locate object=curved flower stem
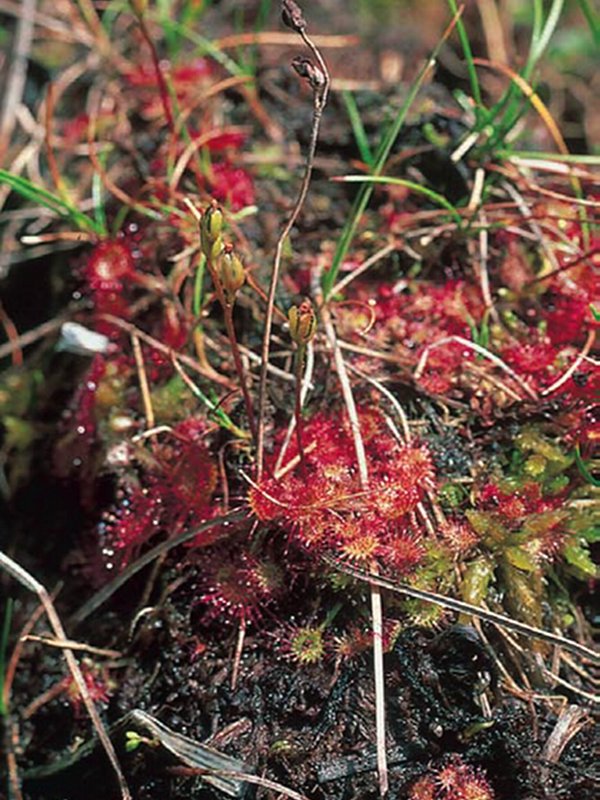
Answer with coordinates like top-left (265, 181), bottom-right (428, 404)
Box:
top-left (223, 301), bottom-right (257, 439)
top-left (255, 12), bottom-right (330, 480)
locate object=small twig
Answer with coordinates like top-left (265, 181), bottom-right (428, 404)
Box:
top-left (0, 0), bottom-right (35, 155)
top-left (294, 344), bottom-right (308, 478)
top-left (256, 0), bottom-right (330, 479)
top-left (541, 704), bottom-right (590, 787)
top-left (131, 4), bottom-right (175, 134)
top-left (0, 551), bottom-right (131, 799)
top-left (21, 634), bottom-right (121, 659)
top-left (0, 314), bottom-right (68, 361)
top-left (330, 242), bottom-right (396, 297)
top-left (274, 341), bottom-right (314, 473)
top-left (131, 332), bottom-right (155, 433)
top-left (100, 314), bottom-right (235, 389)
top-left (502, 180), bottom-right (561, 273)
top-left (231, 614), bottom-right (246, 691)
top-left (6, 718), bottom-right (24, 800)
top-left (346, 364), bottom-right (410, 442)
top-left (0, 299), bottom-right (23, 366)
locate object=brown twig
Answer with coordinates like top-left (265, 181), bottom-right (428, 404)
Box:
top-left (0, 299), bottom-right (23, 366)
top-left (100, 313), bottom-right (236, 389)
top-left (540, 330), bottom-right (596, 396)
top-left (131, 332), bottom-right (156, 433)
top-left (256, 1), bottom-right (330, 479)
top-left (21, 634), bottom-right (121, 659)
top-left (0, 0), bottom-right (35, 157)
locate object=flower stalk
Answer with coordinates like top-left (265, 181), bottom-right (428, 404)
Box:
top-left (200, 204), bottom-right (256, 440)
top-left (288, 298), bottom-right (317, 478)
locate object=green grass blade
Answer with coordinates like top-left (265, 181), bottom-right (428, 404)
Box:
top-left (342, 90), bottom-right (374, 167)
top-left (575, 0), bottom-right (600, 45)
top-left (323, 23), bottom-right (455, 299)
top-left (497, 150), bottom-right (600, 165)
top-left (0, 170), bottom-right (104, 235)
top-left (160, 18), bottom-right (250, 78)
top-left (193, 253), bottom-right (206, 317)
top-left (334, 175), bottom-right (463, 226)
top-left (446, 0), bottom-right (482, 109)
top-left (488, 0), bottom-right (565, 147)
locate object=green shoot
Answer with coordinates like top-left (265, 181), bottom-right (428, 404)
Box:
top-left (322, 11), bottom-right (461, 299)
top-left (0, 170), bottom-right (106, 235)
top-left (445, 0), bottom-right (482, 112)
top-left (332, 175), bottom-right (463, 227)
top-left (575, 0), bottom-right (600, 45)
top-left (342, 91), bottom-right (374, 167)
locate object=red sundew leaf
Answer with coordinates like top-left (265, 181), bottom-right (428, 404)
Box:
top-left (84, 240), bottom-right (136, 294)
top-left (501, 341), bottom-right (557, 376)
top-left (209, 162), bottom-right (255, 211)
top-left (171, 59), bottom-right (213, 85)
top-left (439, 519), bottom-right (480, 555)
top-left (378, 530), bottom-right (425, 574)
top-left (544, 288), bottom-right (596, 346)
top-left (167, 444), bottom-right (218, 514)
top-left (198, 553), bottom-right (279, 624)
top-left (416, 370), bottom-right (456, 396)
top-left (479, 482), bottom-right (560, 526)
top-left (100, 486), bottom-right (163, 569)
top-left (124, 60), bottom-right (212, 90)
top-left (62, 113), bottom-right (90, 144)
top-left (60, 663), bottom-right (112, 718)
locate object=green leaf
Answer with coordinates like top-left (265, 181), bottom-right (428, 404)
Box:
top-left (504, 545), bottom-right (537, 573)
top-left (563, 541), bottom-right (598, 578)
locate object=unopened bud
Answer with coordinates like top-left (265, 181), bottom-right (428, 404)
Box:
top-left (288, 299), bottom-right (317, 345)
top-left (281, 0), bottom-right (306, 33)
top-left (218, 245), bottom-right (245, 302)
top-left (200, 202), bottom-right (223, 260)
top-left (130, 0), bottom-right (147, 18)
top-left (292, 57), bottom-right (325, 93)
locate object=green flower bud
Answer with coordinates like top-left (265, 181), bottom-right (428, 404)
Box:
top-left (288, 299), bottom-right (317, 345)
top-left (217, 245), bottom-right (245, 302)
top-left (130, 0), bottom-right (147, 18)
top-left (200, 203), bottom-right (223, 260)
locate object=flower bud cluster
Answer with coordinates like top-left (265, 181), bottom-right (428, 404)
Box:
top-left (200, 203), bottom-right (246, 303)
